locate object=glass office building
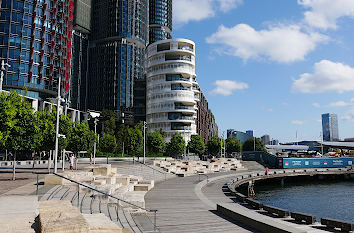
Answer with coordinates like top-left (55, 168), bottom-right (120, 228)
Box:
top-left (322, 113), bottom-right (339, 141)
top-left (149, 0), bottom-right (172, 44)
top-left (0, 0), bottom-right (74, 100)
top-left (88, 0), bottom-right (148, 116)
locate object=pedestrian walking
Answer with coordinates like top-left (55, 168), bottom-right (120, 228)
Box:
top-left (70, 154), bottom-right (75, 170)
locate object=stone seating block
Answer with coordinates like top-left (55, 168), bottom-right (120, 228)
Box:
top-left (94, 180), bottom-right (106, 186)
top-left (115, 176), bottom-right (130, 185)
top-left (83, 213), bottom-right (122, 233)
top-left (134, 184), bottom-right (150, 191)
top-left (110, 167), bottom-right (117, 176)
top-left (63, 171), bottom-right (94, 183)
top-left (44, 174), bottom-right (70, 185)
top-left (92, 164), bottom-right (112, 176)
top-left (39, 200), bottom-right (89, 233)
top-left (106, 177), bottom-right (116, 185)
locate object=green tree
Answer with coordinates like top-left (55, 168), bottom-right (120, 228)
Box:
top-left (242, 137), bottom-right (266, 152)
top-left (0, 91), bottom-right (41, 180)
top-left (166, 133), bottom-right (185, 157)
top-left (124, 125), bottom-right (143, 156)
top-left (100, 109), bottom-right (120, 136)
top-left (226, 138), bottom-right (241, 154)
top-left (36, 109), bottom-right (56, 152)
top-left (207, 136), bottom-right (221, 156)
top-left (188, 134), bottom-right (205, 156)
top-left (67, 121), bottom-right (96, 156)
top-left (99, 133), bottom-right (117, 154)
top-left (147, 130), bottom-right (166, 155)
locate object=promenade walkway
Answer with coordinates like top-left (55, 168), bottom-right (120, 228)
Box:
top-left (145, 161), bottom-right (336, 233)
top-left (145, 170), bottom-right (258, 233)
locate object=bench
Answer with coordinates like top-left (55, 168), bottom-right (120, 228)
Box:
top-left (263, 205), bottom-right (289, 218)
top-left (321, 218), bottom-right (354, 232)
top-left (291, 212), bottom-right (316, 224)
top-left (245, 198), bottom-right (263, 210)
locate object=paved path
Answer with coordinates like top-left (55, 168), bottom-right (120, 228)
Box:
top-left (145, 171), bottom-right (258, 233)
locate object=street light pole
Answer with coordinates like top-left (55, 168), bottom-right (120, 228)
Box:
top-left (93, 118), bottom-right (98, 165)
top-left (143, 121), bottom-right (146, 164)
top-left (54, 77), bottom-right (62, 173)
top-left (0, 60), bottom-right (11, 92)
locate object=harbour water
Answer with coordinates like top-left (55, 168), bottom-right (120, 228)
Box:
top-left (254, 180), bottom-right (354, 222)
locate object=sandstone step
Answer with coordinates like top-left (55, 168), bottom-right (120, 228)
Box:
top-left (83, 213), bottom-right (123, 233)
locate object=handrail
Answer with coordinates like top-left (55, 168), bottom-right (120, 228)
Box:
top-left (53, 172), bottom-right (159, 231)
top-left (53, 172), bottom-right (156, 213)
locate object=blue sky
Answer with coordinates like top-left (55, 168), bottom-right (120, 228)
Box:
top-left (172, 0), bottom-right (354, 142)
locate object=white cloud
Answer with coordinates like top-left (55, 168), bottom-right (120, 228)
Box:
top-left (217, 0), bottom-right (243, 12)
top-left (292, 60), bottom-right (354, 93)
top-left (206, 24), bottom-right (327, 63)
top-left (173, 0), bottom-right (241, 25)
top-left (210, 80), bottom-right (249, 96)
top-left (329, 101), bottom-right (350, 107)
top-left (298, 0), bottom-right (354, 30)
top-left (312, 102), bottom-right (320, 107)
top-left (292, 120), bottom-right (305, 125)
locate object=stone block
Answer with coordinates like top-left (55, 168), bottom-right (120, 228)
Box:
top-left (92, 164), bottom-right (112, 176)
top-left (110, 167), bottom-right (117, 176)
top-left (94, 180), bottom-right (106, 186)
top-left (134, 184), bottom-right (150, 191)
top-left (63, 171), bottom-right (94, 183)
top-left (44, 174), bottom-right (70, 185)
top-left (115, 176), bottom-right (130, 185)
top-left (106, 177), bottom-right (116, 185)
top-left (83, 213), bottom-right (122, 233)
top-left (39, 200), bottom-right (89, 233)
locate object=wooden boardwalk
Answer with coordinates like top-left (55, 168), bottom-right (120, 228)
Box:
top-left (145, 171), bottom-right (258, 233)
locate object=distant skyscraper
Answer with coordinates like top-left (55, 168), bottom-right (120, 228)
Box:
top-left (261, 134), bottom-right (270, 145)
top-left (149, 0), bottom-right (172, 44)
top-left (322, 113), bottom-right (339, 141)
top-left (88, 0), bottom-right (148, 116)
top-left (227, 129), bottom-right (253, 144)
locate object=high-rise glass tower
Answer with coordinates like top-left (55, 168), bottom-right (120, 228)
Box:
top-left (322, 113), bottom-right (339, 141)
top-left (0, 0), bottom-right (74, 99)
top-left (88, 0), bottom-right (148, 116)
top-left (149, 0), bottom-right (172, 44)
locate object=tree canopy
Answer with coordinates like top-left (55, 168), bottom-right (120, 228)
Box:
top-left (188, 134), bottom-right (205, 156)
top-left (99, 133), bottom-right (117, 154)
top-left (166, 133), bottom-right (185, 157)
top-left (147, 130), bottom-right (166, 155)
top-left (242, 137), bottom-right (266, 152)
top-left (226, 138), bottom-right (241, 154)
top-left (207, 136), bottom-right (221, 156)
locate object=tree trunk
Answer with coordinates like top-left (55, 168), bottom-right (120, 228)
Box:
top-left (12, 151), bottom-right (16, 181)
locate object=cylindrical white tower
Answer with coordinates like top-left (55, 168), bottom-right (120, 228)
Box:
top-left (146, 38), bottom-right (200, 142)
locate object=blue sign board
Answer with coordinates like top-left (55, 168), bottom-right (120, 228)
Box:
top-left (282, 157), bottom-right (354, 168)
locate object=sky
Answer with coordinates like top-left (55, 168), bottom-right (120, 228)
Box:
top-left (172, 0), bottom-right (354, 143)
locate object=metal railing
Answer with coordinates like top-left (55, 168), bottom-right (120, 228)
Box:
top-left (53, 172), bottom-right (159, 232)
top-left (32, 171), bottom-right (50, 195)
top-left (133, 158), bottom-right (169, 181)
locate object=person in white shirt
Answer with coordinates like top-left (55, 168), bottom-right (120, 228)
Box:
top-left (70, 154), bottom-right (75, 170)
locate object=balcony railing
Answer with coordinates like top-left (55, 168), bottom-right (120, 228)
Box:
top-left (171, 125), bottom-right (192, 130)
top-left (175, 105), bottom-right (194, 110)
top-left (166, 76), bottom-right (189, 82)
top-left (171, 86), bottom-right (188, 91)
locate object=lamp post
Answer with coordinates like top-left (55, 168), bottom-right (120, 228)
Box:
top-left (143, 121), bottom-right (147, 164)
top-left (93, 118), bottom-right (99, 165)
top-left (54, 77), bottom-right (64, 173)
top-left (0, 60), bottom-right (11, 92)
